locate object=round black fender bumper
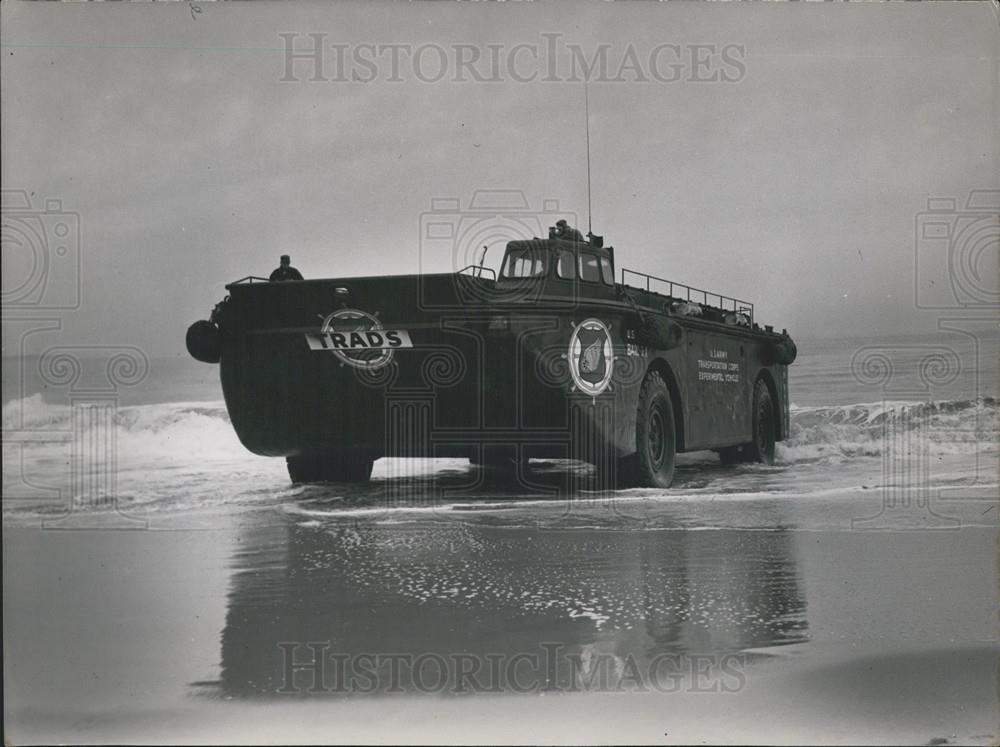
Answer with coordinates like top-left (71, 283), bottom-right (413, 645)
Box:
top-left (186, 320), bottom-right (221, 363)
top-left (772, 336), bottom-right (797, 366)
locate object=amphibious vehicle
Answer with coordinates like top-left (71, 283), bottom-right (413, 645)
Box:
top-left (187, 224), bottom-right (796, 487)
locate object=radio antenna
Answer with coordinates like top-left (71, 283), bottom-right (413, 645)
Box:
top-left (478, 245), bottom-right (488, 277)
top-left (584, 80), bottom-right (593, 236)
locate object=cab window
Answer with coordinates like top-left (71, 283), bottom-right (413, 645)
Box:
top-left (501, 249), bottom-right (546, 278)
top-left (578, 252), bottom-right (602, 283)
top-left (556, 251), bottom-right (576, 280)
top-left (600, 256), bottom-right (614, 285)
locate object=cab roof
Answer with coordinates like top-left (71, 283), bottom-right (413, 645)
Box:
top-left (505, 237), bottom-right (614, 258)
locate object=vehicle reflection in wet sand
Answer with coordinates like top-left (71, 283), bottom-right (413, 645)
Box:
top-left (209, 501), bottom-right (808, 699)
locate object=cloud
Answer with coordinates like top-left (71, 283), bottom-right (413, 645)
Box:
top-left (2, 1), bottom-right (997, 353)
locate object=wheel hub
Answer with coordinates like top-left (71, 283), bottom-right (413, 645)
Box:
top-left (648, 407), bottom-right (665, 469)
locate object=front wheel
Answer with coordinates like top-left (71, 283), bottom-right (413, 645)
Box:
top-left (287, 452), bottom-right (375, 484)
top-left (746, 379), bottom-right (776, 465)
top-left (630, 371), bottom-right (677, 488)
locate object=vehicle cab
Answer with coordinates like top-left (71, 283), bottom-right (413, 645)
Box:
top-left (498, 237), bottom-right (618, 301)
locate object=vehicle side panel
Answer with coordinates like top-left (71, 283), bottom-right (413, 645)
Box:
top-left (217, 278), bottom-right (790, 460)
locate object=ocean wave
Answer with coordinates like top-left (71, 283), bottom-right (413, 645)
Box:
top-left (3, 394), bottom-right (243, 462)
top-left (2, 394), bottom-right (230, 431)
top-left (781, 398), bottom-right (997, 461)
top-left (3, 394), bottom-right (996, 466)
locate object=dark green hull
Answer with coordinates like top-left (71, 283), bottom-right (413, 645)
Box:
top-left (213, 270), bottom-right (792, 468)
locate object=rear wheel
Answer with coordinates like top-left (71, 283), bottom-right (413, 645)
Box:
top-left (746, 379), bottom-right (776, 465)
top-left (286, 452), bottom-right (375, 484)
top-left (629, 371), bottom-right (676, 488)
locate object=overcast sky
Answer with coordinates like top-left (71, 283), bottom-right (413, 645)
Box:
top-left (2, 1), bottom-right (997, 357)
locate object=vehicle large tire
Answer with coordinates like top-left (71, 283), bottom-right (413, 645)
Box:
top-left (746, 379), bottom-right (776, 465)
top-left (630, 370), bottom-right (677, 488)
top-left (286, 452), bottom-right (374, 484)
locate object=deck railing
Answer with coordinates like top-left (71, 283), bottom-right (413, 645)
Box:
top-left (457, 265), bottom-right (497, 280)
top-left (621, 268), bottom-right (754, 323)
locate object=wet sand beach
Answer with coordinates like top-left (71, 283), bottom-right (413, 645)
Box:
top-left (5, 0), bottom-right (999, 739)
top-left (4, 471), bottom-right (997, 745)
top-left (5, 333), bottom-right (998, 743)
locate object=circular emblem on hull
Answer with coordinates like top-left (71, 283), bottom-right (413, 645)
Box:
top-left (568, 318), bottom-right (614, 396)
top-left (321, 308), bottom-right (395, 370)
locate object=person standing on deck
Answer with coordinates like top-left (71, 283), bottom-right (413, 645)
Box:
top-left (269, 255), bottom-right (303, 282)
top-left (552, 219), bottom-right (585, 242)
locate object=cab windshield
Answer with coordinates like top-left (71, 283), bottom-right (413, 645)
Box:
top-left (578, 252), bottom-right (615, 285)
top-left (501, 248), bottom-right (547, 278)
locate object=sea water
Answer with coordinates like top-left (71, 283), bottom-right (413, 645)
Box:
top-left (2, 330), bottom-right (996, 529)
top-left (3, 330), bottom-right (998, 744)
